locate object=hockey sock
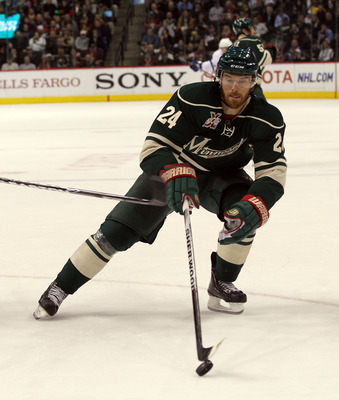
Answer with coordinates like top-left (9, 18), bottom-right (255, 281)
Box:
top-left (216, 233), bottom-right (255, 281)
top-left (56, 259), bottom-right (89, 294)
top-left (56, 228), bottom-right (118, 294)
top-left (55, 222), bottom-right (141, 294)
top-left (214, 253), bottom-right (243, 282)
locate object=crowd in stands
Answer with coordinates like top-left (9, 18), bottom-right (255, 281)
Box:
top-left (0, 0), bottom-right (337, 71)
top-left (137, 0), bottom-right (337, 66)
top-left (0, 0), bottom-right (119, 70)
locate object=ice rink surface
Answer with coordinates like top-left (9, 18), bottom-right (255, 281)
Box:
top-left (0, 98), bottom-right (338, 400)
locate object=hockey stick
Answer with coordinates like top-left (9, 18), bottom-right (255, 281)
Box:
top-left (183, 197), bottom-right (225, 376)
top-left (0, 176), bottom-right (167, 206)
top-left (190, 61), bottom-right (216, 79)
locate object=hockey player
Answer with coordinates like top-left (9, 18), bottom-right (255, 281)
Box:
top-left (232, 17), bottom-right (278, 99)
top-left (189, 37), bottom-right (233, 78)
top-left (33, 46), bottom-right (286, 319)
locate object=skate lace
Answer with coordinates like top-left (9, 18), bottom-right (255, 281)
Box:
top-left (217, 281), bottom-right (241, 294)
top-left (48, 284), bottom-right (68, 305)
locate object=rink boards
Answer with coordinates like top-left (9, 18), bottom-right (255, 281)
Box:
top-left (0, 62), bottom-right (338, 104)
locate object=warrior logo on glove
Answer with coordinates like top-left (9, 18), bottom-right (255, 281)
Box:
top-left (160, 163), bottom-right (200, 214)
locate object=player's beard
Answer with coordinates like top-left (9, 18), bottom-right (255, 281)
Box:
top-left (223, 89), bottom-right (249, 109)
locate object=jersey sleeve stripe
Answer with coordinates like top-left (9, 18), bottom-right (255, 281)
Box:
top-left (254, 162), bottom-right (287, 187)
top-left (254, 158), bottom-right (287, 171)
top-left (237, 115), bottom-right (285, 129)
top-left (177, 87), bottom-right (223, 109)
top-left (140, 133), bottom-right (210, 171)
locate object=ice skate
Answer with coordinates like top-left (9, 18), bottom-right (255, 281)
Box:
top-left (33, 281), bottom-right (68, 319)
top-left (207, 252), bottom-right (247, 314)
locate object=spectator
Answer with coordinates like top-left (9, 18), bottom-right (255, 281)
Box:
top-left (61, 29), bottom-right (75, 54)
top-left (75, 2), bottom-right (95, 26)
top-left (87, 44), bottom-right (104, 66)
top-left (141, 28), bottom-right (160, 48)
top-left (264, 4), bottom-right (276, 35)
top-left (58, 0), bottom-right (73, 15)
top-left (89, 28), bottom-right (107, 56)
top-left (39, 53), bottom-right (54, 69)
top-left (35, 13), bottom-right (49, 34)
top-left (177, 9), bottom-right (195, 41)
top-left (1, 57), bottom-right (19, 71)
top-left (68, 48), bottom-right (81, 68)
top-left (9, 47), bottom-right (20, 65)
top-left (150, 2), bottom-right (165, 23)
top-left (159, 27), bottom-right (175, 51)
top-left (61, 13), bottom-right (79, 37)
top-left (173, 38), bottom-right (186, 63)
top-left (80, 53), bottom-right (96, 68)
top-left (164, 10), bottom-right (177, 32)
top-left (43, 0), bottom-right (57, 17)
top-left (45, 29), bottom-right (59, 55)
top-left (21, 23), bottom-right (34, 41)
top-left (318, 38), bottom-right (334, 61)
top-left (195, 11), bottom-right (209, 38)
top-left (317, 23), bottom-right (334, 44)
top-left (223, 0), bottom-right (238, 24)
top-left (220, 24), bottom-right (233, 40)
top-left (165, 0), bottom-right (180, 21)
top-left (316, 3), bottom-right (327, 25)
top-left (204, 24), bottom-right (218, 51)
top-left (1, 0), bottom-right (114, 69)
top-left (75, 29), bottom-right (90, 55)
top-left (10, 30), bottom-right (29, 54)
top-left (284, 38), bottom-right (302, 62)
top-left (28, 30), bottom-right (46, 64)
top-left (19, 55), bottom-right (36, 70)
top-left (48, 19), bottom-right (61, 35)
top-left (299, 24), bottom-right (312, 58)
top-left (177, 0), bottom-right (194, 12)
top-left (186, 41), bottom-right (197, 61)
top-left (274, 8), bottom-right (290, 30)
top-left (158, 19), bottom-right (175, 40)
top-left (55, 53), bottom-right (69, 68)
top-left (91, 16), bottom-right (112, 52)
top-left (324, 11), bottom-right (335, 33)
top-left (253, 16), bottom-right (268, 37)
top-left (208, 1), bottom-right (224, 26)
top-left (140, 51), bottom-right (156, 66)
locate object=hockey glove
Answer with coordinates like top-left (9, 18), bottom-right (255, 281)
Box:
top-left (189, 61), bottom-right (201, 72)
top-left (160, 163), bottom-right (199, 214)
top-left (218, 195), bottom-right (269, 244)
top-left (265, 38), bottom-right (278, 60)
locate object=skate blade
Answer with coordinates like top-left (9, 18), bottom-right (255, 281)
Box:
top-left (207, 295), bottom-right (244, 314)
top-left (33, 305), bottom-right (50, 320)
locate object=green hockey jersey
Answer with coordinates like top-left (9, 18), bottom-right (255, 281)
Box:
top-left (233, 36), bottom-right (276, 85)
top-left (140, 81), bottom-right (286, 209)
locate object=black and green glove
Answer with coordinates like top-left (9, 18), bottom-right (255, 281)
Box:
top-left (218, 195), bottom-right (269, 244)
top-left (160, 163), bottom-right (199, 214)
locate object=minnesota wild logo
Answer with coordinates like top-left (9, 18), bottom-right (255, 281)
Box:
top-left (202, 112), bottom-right (222, 130)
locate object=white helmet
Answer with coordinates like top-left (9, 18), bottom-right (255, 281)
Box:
top-left (219, 38), bottom-right (232, 49)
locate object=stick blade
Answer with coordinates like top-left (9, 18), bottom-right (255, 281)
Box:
top-left (198, 337), bottom-right (226, 361)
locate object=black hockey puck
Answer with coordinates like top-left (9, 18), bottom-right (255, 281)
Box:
top-left (196, 359), bottom-right (213, 376)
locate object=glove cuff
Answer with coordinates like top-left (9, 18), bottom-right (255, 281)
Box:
top-left (241, 195), bottom-right (269, 227)
top-left (160, 163), bottom-right (197, 183)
